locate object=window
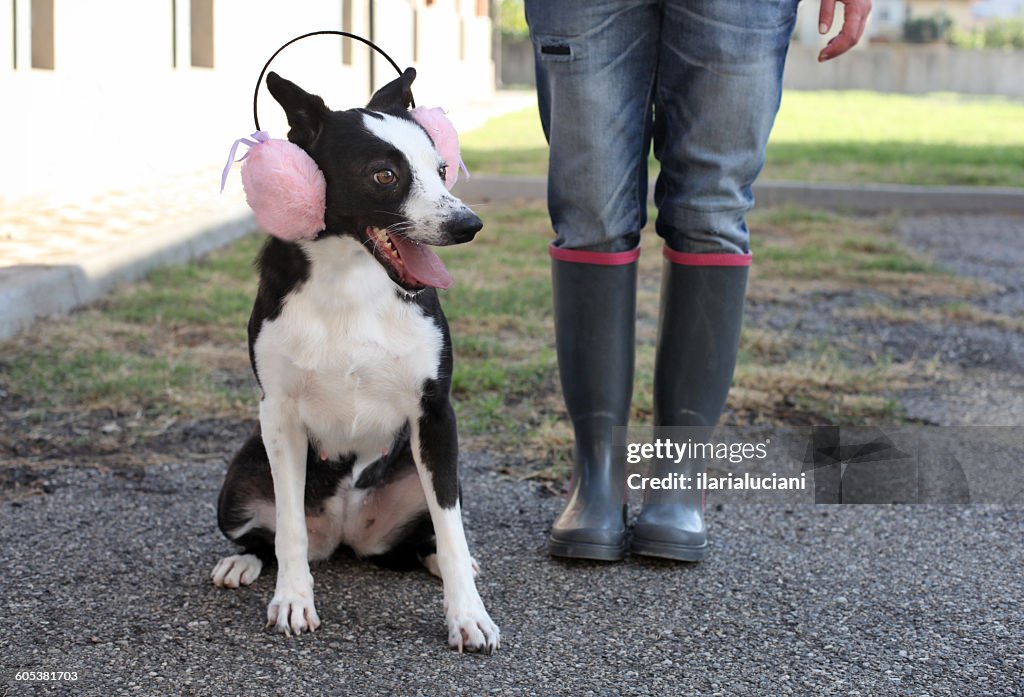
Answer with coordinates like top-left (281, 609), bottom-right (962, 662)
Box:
top-left (31, 0), bottom-right (54, 70)
top-left (190, 0), bottom-right (214, 68)
top-left (341, 0), bottom-right (353, 65)
top-left (171, 0), bottom-right (177, 67)
top-left (12, 0), bottom-right (18, 69)
top-left (412, 8), bottom-right (419, 62)
top-left (459, 18), bottom-right (465, 61)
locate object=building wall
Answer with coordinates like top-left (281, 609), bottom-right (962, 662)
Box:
top-left (782, 43), bottom-right (1024, 98)
top-left (0, 0), bottom-right (493, 202)
top-left (500, 35), bottom-right (1024, 99)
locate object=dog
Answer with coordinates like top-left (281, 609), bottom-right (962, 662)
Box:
top-left (210, 68), bottom-right (499, 653)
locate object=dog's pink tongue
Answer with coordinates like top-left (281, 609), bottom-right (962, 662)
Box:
top-left (389, 234), bottom-right (453, 289)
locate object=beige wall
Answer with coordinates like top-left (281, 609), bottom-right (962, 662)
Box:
top-left (782, 43), bottom-right (1024, 97)
top-left (0, 0), bottom-right (493, 202)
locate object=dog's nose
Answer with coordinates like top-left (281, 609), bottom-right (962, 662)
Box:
top-left (442, 210), bottom-right (483, 244)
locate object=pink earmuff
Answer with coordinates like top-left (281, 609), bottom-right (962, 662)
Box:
top-left (409, 106), bottom-right (468, 190)
top-left (220, 108), bottom-right (465, 242)
top-left (236, 132), bottom-right (326, 242)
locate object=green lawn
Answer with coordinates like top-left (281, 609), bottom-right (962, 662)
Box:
top-left (460, 91), bottom-right (1024, 187)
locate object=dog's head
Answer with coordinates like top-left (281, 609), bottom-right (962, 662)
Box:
top-left (265, 69), bottom-right (481, 291)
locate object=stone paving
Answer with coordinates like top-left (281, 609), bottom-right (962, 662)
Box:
top-left (0, 166), bottom-right (242, 269)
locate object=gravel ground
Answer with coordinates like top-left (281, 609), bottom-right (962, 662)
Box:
top-left (894, 215), bottom-right (1024, 426)
top-left (2, 454), bottom-right (1022, 697)
top-left (895, 215), bottom-right (1024, 318)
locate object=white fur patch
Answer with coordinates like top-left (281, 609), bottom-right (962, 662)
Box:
top-left (212, 554), bottom-right (263, 588)
top-left (254, 235), bottom-right (443, 466)
top-left (267, 564), bottom-right (320, 635)
top-left (361, 113), bottom-right (466, 245)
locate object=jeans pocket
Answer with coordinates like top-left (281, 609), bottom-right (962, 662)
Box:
top-left (533, 33), bottom-right (579, 63)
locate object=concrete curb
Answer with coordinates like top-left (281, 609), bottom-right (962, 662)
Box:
top-left (0, 207), bottom-right (254, 341)
top-left (753, 181), bottom-right (1024, 214)
top-left (454, 176), bottom-right (1024, 214)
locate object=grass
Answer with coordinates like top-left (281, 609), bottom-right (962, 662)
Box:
top-left (1, 235), bottom-right (262, 417)
top-left (460, 91), bottom-right (1024, 187)
top-left (752, 206), bottom-right (941, 281)
top-left (3, 203), bottom-right (997, 477)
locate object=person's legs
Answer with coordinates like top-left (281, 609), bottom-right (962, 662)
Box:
top-left (652, 0), bottom-right (798, 256)
top-left (526, 0), bottom-right (656, 559)
top-left (632, 0), bottom-right (799, 560)
top-left (527, 0), bottom-right (658, 253)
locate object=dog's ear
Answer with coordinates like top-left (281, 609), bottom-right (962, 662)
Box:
top-left (266, 71), bottom-right (328, 150)
top-left (366, 67), bottom-right (416, 114)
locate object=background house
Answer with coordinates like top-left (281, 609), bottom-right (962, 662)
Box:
top-left (0, 0), bottom-right (494, 202)
top-left (793, 0), bottom-right (984, 45)
top-left (906, 0), bottom-right (977, 27)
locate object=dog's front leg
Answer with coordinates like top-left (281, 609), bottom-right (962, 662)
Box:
top-left (260, 398), bottom-right (320, 635)
top-left (411, 393), bottom-right (500, 653)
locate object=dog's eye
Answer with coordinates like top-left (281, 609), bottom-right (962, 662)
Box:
top-left (438, 164), bottom-right (447, 181)
top-left (373, 170), bottom-right (397, 186)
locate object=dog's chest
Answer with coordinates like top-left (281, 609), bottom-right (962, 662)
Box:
top-left (255, 237), bottom-right (443, 460)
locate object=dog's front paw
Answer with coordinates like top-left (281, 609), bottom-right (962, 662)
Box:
top-left (446, 599), bottom-right (500, 654)
top-left (211, 554), bottom-right (263, 588)
top-left (267, 574), bottom-right (320, 636)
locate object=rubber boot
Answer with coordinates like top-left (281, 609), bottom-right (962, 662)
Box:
top-left (548, 242), bottom-right (640, 561)
top-left (631, 248), bottom-right (750, 561)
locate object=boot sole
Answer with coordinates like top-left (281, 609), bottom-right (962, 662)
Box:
top-left (630, 536), bottom-right (709, 562)
top-left (548, 535), bottom-right (628, 562)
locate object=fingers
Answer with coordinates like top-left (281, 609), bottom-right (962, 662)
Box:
top-left (819, 0), bottom-right (837, 35)
top-left (818, 0), bottom-right (872, 62)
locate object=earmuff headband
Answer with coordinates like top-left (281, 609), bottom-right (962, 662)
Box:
top-left (252, 30), bottom-right (412, 132)
top-left (224, 30), bottom-right (463, 246)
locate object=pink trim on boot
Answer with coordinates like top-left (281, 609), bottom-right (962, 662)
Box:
top-left (662, 247), bottom-right (752, 267)
top-left (550, 242), bottom-right (641, 266)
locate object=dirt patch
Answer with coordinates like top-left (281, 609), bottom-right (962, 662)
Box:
top-left (0, 390), bottom-right (253, 498)
top-left (738, 213), bottom-right (1024, 428)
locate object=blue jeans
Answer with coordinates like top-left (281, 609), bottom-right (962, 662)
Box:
top-left (525, 0), bottom-right (799, 254)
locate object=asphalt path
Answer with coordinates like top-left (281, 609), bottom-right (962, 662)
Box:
top-left (2, 454), bottom-right (1021, 696)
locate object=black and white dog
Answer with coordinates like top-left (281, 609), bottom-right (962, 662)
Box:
top-left (211, 69), bottom-right (499, 653)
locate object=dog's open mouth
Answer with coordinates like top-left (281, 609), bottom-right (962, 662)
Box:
top-left (366, 226), bottom-right (453, 290)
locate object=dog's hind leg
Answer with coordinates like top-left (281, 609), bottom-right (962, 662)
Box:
top-left (211, 553), bottom-right (264, 588)
top-left (213, 426), bottom-right (277, 588)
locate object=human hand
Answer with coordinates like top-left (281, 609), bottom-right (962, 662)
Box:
top-left (817, 0), bottom-right (872, 62)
